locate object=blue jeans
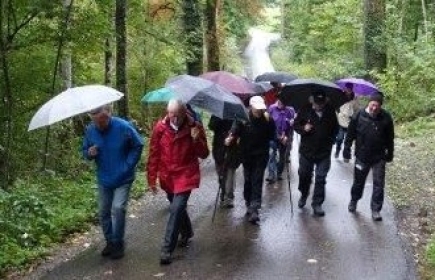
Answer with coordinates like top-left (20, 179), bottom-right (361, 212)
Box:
top-left (98, 183), bottom-right (131, 244)
top-left (162, 191), bottom-right (192, 254)
top-left (298, 154), bottom-right (331, 206)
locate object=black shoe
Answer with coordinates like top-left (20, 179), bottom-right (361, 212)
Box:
top-left (348, 200), bottom-right (357, 213)
top-left (372, 211), bottom-right (383, 222)
top-left (110, 242), bottom-right (125, 259)
top-left (160, 251), bottom-right (172, 265)
top-left (101, 242), bottom-right (114, 257)
top-left (178, 232), bottom-right (194, 247)
top-left (334, 151), bottom-right (339, 159)
top-left (298, 196), bottom-right (307, 209)
top-left (312, 205), bottom-right (325, 217)
top-left (248, 210), bottom-right (260, 224)
top-left (277, 175), bottom-right (283, 181)
top-left (266, 177), bottom-right (275, 183)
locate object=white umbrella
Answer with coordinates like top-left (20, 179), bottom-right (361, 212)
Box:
top-left (28, 85), bottom-right (124, 131)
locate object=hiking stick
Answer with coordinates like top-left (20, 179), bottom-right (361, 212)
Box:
top-left (285, 141), bottom-right (293, 216)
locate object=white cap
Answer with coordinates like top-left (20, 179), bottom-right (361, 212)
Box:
top-left (249, 96), bottom-right (267, 110)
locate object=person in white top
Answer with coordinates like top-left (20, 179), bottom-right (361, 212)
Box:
top-left (335, 83), bottom-right (360, 158)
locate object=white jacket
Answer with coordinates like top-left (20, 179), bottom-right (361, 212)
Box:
top-left (337, 100), bottom-right (359, 128)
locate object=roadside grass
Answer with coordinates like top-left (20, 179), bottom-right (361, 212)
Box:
top-left (388, 116), bottom-right (435, 278)
top-left (0, 168), bottom-right (147, 278)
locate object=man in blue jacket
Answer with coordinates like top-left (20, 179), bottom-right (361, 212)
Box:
top-left (82, 104), bottom-right (144, 259)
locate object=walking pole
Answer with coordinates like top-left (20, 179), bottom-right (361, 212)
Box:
top-left (285, 142), bottom-right (294, 216)
top-left (212, 149), bottom-right (228, 223)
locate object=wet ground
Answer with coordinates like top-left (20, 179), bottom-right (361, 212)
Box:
top-left (35, 141), bottom-right (416, 280)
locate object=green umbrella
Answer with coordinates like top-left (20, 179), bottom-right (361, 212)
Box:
top-left (141, 87), bottom-right (174, 104)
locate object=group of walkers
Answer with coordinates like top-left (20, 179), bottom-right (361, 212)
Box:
top-left (81, 82), bottom-right (394, 265)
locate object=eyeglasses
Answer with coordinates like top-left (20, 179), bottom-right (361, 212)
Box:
top-left (89, 107), bottom-right (103, 115)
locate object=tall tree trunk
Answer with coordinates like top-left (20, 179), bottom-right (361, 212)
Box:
top-left (363, 0), bottom-right (387, 74)
top-left (0, 0), bottom-right (13, 190)
top-left (104, 37), bottom-right (113, 85)
top-left (205, 0), bottom-right (220, 71)
top-left (115, 0), bottom-right (128, 118)
top-left (61, 0), bottom-right (73, 90)
top-left (183, 0), bottom-right (204, 75)
top-left (421, 0), bottom-right (428, 41)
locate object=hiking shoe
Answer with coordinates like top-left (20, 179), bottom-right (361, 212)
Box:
top-left (277, 174), bottom-right (283, 181)
top-left (312, 205), bottom-right (325, 217)
top-left (266, 177), bottom-right (275, 183)
top-left (248, 210), bottom-right (260, 224)
top-left (298, 196), bottom-right (307, 209)
top-left (160, 251), bottom-right (172, 265)
top-left (348, 200), bottom-right (357, 213)
top-left (110, 242), bottom-right (125, 259)
top-left (178, 232), bottom-right (194, 247)
top-left (334, 151), bottom-right (339, 158)
top-left (372, 211), bottom-right (383, 222)
top-left (101, 242), bottom-right (114, 257)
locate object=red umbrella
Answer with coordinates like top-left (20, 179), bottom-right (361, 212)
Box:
top-left (200, 71), bottom-right (264, 94)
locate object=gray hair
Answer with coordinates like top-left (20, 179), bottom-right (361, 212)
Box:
top-left (167, 99), bottom-right (186, 112)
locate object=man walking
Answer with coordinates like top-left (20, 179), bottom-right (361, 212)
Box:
top-left (147, 99), bottom-right (209, 265)
top-left (343, 93), bottom-right (394, 221)
top-left (82, 104), bottom-right (144, 259)
top-left (293, 91), bottom-right (339, 216)
top-left (226, 96), bottom-right (276, 223)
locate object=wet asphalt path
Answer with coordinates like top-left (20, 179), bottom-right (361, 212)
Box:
top-left (39, 140), bottom-right (416, 280)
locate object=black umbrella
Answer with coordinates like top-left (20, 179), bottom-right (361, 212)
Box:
top-left (165, 75), bottom-right (248, 121)
top-left (255, 71), bottom-right (298, 84)
top-left (279, 78), bottom-right (347, 110)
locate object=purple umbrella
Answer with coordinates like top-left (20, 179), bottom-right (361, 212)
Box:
top-left (335, 78), bottom-right (379, 96)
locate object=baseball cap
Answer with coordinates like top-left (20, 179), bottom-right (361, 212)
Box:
top-left (249, 96), bottom-right (267, 110)
top-left (312, 91), bottom-right (327, 104)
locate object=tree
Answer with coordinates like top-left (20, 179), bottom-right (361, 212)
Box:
top-left (363, 0), bottom-right (386, 74)
top-left (116, 0), bottom-right (128, 117)
top-left (183, 0), bottom-right (203, 75)
top-left (205, 0), bottom-right (221, 71)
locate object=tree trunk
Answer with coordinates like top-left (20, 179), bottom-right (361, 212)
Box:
top-left (363, 0), bottom-right (387, 74)
top-left (205, 0), bottom-right (220, 71)
top-left (0, 0), bottom-right (13, 190)
top-left (105, 37), bottom-right (113, 85)
top-left (183, 0), bottom-right (204, 75)
top-left (115, 0), bottom-right (128, 118)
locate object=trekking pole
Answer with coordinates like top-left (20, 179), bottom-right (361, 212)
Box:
top-left (211, 180), bottom-right (222, 223)
top-left (285, 142), bottom-right (293, 216)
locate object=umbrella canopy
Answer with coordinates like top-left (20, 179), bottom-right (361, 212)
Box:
top-left (200, 71), bottom-right (265, 94)
top-left (335, 78), bottom-right (379, 96)
top-left (28, 85), bottom-right (124, 131)
top-left (255, 71), bottom-right (298, 84)
top-left (165, 74), bottom-right (248, 121)
top-left (141, 87), bottom-right (174, 104)
top-left (279, 78), bottom-right (347, 110)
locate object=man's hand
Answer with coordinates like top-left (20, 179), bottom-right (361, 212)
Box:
top-left (148, 185), bottom-right (158, 195)
top-left (88, 145), bottom-right (98, 157)
top-left (191, 127), bottom-right (200, 141)
top-left (224, 134), bottom-right (234, 146)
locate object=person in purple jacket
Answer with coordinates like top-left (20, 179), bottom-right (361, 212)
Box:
top-left (266, 99), bottom-right (296, 183)
top-left (82, 104), bottom-right (144, 259)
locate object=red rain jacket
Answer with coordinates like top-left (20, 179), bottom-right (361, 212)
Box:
top-left (147, 116), bottom-right (209, 194)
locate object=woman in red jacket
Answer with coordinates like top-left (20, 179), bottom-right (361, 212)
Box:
top-left (147, 99), bottom-right (209, 265)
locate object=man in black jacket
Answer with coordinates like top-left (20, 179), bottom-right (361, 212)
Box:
top-left (293, 91), bottom-right (339, 216)
top-left (227, 96), bottom-right (276, 223)
top-left (343, 93), bottom-right (394, 221)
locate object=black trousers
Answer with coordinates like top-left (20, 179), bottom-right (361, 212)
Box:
top-left (350, 159), bottom-right (386, 212)
top-left (298, 154), bottom-right (331, 206)
top-left (242, 153), bottom-right (269, 211)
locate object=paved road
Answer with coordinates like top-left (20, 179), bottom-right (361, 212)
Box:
top-left (37, 142), bottom-right (416, 280)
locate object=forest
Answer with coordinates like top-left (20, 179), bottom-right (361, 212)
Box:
top-left (1, 0), bottom-right (435, 278)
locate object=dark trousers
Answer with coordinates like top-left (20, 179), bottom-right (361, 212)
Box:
top-left (298, 154), bottom-right (331, 206)
top-left (162, 191), bottom-right (192, 254)
top-left (350, 159), bottom-right (386, 212)
top-left (335, 126), bottom-right (347, 153)
top-left (243, 154), bottom-right (269, 211)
